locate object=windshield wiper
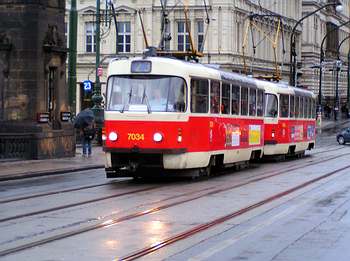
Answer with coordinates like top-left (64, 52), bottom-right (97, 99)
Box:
top-left (142, 87), bottom-right (152, 114)
top-left (121, 86), bottom-right (133, 113)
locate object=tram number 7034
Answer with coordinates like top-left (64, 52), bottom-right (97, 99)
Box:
top-left (128, 133), bottom-right (145, 141)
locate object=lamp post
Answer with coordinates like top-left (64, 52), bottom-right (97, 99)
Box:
top-left (290, 1), bottom-right (343, 87)
top-left (318, 20), bottom-right (350, 117)
top-left (68, 0), bottom-right (77, 115)
top-left (334, 35), bottom-right (350, 120)
top-left (348, 49), bottom-right (350, 118)
top-left (92, 0), bottom-right (104, 144)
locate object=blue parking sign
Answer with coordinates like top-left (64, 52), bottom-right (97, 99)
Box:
top-left (83, 80), bottom-right (92, 92)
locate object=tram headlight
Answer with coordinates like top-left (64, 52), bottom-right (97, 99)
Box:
top-left (102, 134), bottom-right (107, 141)
top-left (109, 132), bottom-right (118, 141)
top-left (153, 132), bottom-right (163, 142)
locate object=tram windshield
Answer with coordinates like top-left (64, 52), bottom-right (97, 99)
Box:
top-left (106, 75), bottom-right (186, 112)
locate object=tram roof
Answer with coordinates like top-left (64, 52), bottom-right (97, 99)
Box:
top-left (108, 57), bottom-right (315, 98)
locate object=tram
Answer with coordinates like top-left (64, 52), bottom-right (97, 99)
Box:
top-left (103, 56), bottom-right (316, 178)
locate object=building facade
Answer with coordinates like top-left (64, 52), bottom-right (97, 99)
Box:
top-left (0, 0), bottom-right (75, 160)
top-left (66, 0), bottom-right (350, 115)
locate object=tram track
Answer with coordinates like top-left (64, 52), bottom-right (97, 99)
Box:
top-left (0, 180), bottom-right (131, 204)
top-left (0, 144), bottom-right (342, 205)
top-left (0, 150), bottom-right (350, 223)
top-left (1, 150), bottom-right (348, 225)
top-left (119, 163), bottom-right (350, 261)
top-left (1, 151), bottom-right (349, 257)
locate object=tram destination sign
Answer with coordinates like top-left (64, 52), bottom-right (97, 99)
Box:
top-left (131, 60), bottom-right (152, 73)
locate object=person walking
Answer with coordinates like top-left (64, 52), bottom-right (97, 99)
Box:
top-left (81, 120), bottom-right (96, 157)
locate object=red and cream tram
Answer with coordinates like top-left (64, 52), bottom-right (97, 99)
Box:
top-left (103, 56), bottom-right (316, 178)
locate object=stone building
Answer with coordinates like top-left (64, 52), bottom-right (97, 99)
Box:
top-left (65, 0), bottom-right (350, 113)
top-left (0, 0), bottom-right (75, 160)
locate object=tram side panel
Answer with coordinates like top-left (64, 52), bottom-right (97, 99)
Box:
top-left (264, 119), bottom-right (316, 156)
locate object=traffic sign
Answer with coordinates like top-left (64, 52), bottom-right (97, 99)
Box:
top-left (83, 80), bottom-right (92, 92)
top-left (97, 67), bottom-right (103, 77)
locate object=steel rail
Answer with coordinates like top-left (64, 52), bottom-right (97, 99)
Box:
top-left (0, 152), bottom-right (349, 257)
top-left (0, 180), bottom-right (128, 204)
top-left (0, 149), bottom-right (345, 223)
top-left (120, 163), bottom-right (350, 261)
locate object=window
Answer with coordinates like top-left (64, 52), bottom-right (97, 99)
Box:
top-left (249, 89), bottom-right (256, 116)
top-left (300, 97), bottom-right (304, 118)
top-left (312, 99), bottom-right (316, 118)
top-left (257, 90), bottom-right (264, 117)
top-left (106, 76), bottom-right (186, 112)
top-left (265, 94), bottom-right (278, 118)
top-left (210, 81), bottom-right (220, 114)
top-left (221, 83), bottom-right (230, 114)
top-left (290, 95), bottom-right (295, 118)
top-left (177, 21), bottom-right (190, 51)
top-left (303, 97), bottom-right (307, 118)
top-left (326, 22), bottom-right (339, 57)
top-left (197, 20), bottom-right (204, 51)
top-left (280, 94), bottom-right (289, 118)
top-left (191, 79), bottom-right (208, 113)
top-left (232, 85), bottom-right (240, 115)
top-left (241, 87), bottom-right (248, 116)
top-left (117, 22), bottom-right (131, 53)
top-left (295, 96), bottom-right (300, 118)
top-left (85, 22), bottom-right (96, 53)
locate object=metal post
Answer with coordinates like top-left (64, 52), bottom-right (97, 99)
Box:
top-left (318, 50), bottom-right (323, 114)
top-left (318, 20), bottom-right (350, 117)
top-left (335, 60), bottom-right (341, 120)
top-left (334, 35), bottom-right (350, 120)
top-left (68, 0), bottom-right (77, 115)
top-left (289, 1), bottom-right (342, 87)
top-left (348, 50), bottom-right (350, 117)
top-left (92, 0), bottom-right (104, 143)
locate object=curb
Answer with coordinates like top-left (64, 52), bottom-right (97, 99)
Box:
top-left (0, 164), bottom-right (105, 182)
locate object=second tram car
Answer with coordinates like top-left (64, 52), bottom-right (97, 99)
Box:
top-left (103, 56), bottom-right (316, 178)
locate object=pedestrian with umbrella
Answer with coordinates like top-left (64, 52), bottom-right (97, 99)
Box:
top-left (74, 108), bottom-right (96, 157)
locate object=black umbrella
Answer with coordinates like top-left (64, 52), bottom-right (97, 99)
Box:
top-left (74, 108), bottom-right (95, 129)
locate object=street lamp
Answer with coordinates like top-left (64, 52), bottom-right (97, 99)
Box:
top-left (290, 0), bottom-right (343, 87)
top-left (318, 20), bottom-right (350, 117)
top-left (334, 35), bottom-right (350, 120)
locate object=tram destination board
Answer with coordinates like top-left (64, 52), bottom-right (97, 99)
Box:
top-left (131, 60), bottom-right (152, 73)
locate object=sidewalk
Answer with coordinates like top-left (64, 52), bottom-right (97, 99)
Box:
top-left (318, 118), bottom-right (350, 133)
top-left (0, 146), bottom-right (105, 181)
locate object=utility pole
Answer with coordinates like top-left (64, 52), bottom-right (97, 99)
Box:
top-left (68, 0), bottom-right (77, 115)
top-left (348, 50), bottom-right (350, 118)
top-left (92, 0), bottom-right (104, 143)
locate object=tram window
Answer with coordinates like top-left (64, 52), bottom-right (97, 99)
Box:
top-left (300, 97), bottom-right (304, 118)
top-left (106, 75), bottom-right (186, 112)
top-left (210, 81), bottom-right (220, 114)
top-left (249, 89), bottom-right (256, 116)
top-left (191, 79), bottom-right (208, 113)
top-left (241, 87), bottom-right (248, 116)
top-left (257, 90), bottom-right (264, 117)
top-left (265, 94), bottom-right (278, 118)
top-left (307, 98), bottom-right (311, 118)
top-left (295, 96), bottom-right (300, 118)
top-left (290, 95), bottom-right (295, 118)
top-left (303, 97), bottom-right (307, 118)
top-left (279, 94), bottom-right (289, 118)
top-left (231, 85), bottom-right (240, 115)
top-left (312, 100), bottom-right (316, 118)
top-left (221, 83), bottom-right (230, 114)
